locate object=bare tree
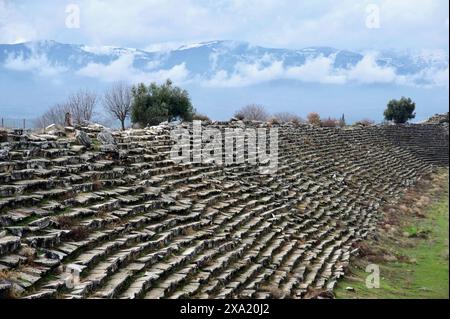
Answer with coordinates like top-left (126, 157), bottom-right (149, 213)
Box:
top-left (234, 104), bottom-right (269, 121)
top-left (272, 112), bottom-right (304, 123)
top-left (103, 82), bottom-right (132, 130)
top-left (34, 89), bottom-right (98, 129)
top-left (34, 103), bottom-right (70, 128)
top-left (67, 89), bottom-right (97, 125)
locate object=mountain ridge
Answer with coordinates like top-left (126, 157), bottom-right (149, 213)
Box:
top-left (1, 39), bottom-right (448, 78)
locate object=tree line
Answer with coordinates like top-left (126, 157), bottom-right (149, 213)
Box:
top-left (35, 78), bottom-right (417, 130)
top-left (36, 79), bottom-right (196, 130)
top-left (231, 98), bottom-right (415, 126)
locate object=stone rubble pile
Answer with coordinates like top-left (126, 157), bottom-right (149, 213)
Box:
top-left (423, 112), bottom-right (449, 125)
top-left (0, 120), bottom-right (448, 299)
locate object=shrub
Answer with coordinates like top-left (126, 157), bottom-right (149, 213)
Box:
top-left (0, 270), bottom-right (19, 299)
top-left (234, 104), bottom-right (269, 121)
top-left (19, 246), bottom-right (36, 265)
top-left (0, 270), bottom-right (14, 281)
top-left (267, 117), bottom-right (281, 125)
top-left (92, 179), bottom-right (103, 191)
top-left (272, 112), bottom-right (303, 124)
top-left (66, 226), bottom-right (90, 241)
top-left (290, 116), bottom-right (304, 125)
top-left (321, 117), bottom-right (339, 127)
top-left (307, 112), bottom-right (321, 126)
top-left (55, 215), bottom-right (76, 229)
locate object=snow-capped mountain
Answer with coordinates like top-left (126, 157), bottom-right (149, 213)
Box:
top-left (0, 40), bottom-right (448, 83)
top-left (0, 40), bottom-right (448, 122)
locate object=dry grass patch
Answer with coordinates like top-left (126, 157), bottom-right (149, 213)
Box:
top-left (0, 269), bottom-right (15, 281)
top-left (54, 215), bottom-right (76, 229)
top-left (19, 246), bottom-right (36, 265)
top-left (183, 226), bottom-right (196, 236)
top-left (65, 226), bottom-right (90, 241)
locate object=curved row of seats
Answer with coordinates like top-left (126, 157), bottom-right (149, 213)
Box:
top-left (0, 122), bottom-right (447, 299)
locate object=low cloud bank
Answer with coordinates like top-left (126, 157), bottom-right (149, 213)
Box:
top-left (4, 52), bottom-right (67, 76)
top-left (76, 53), bottom-right (189, 84)
top-left (202, 53), bottom-right (449, 88)
top-left (3, 50), bottom-right (448, 89)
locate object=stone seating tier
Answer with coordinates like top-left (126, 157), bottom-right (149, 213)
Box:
top-left (0, 122), bottom-right (448, 299)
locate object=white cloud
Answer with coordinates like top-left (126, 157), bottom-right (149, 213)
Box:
top-left (3, 40), bottom-right (447, 89)
top-left (430, 67), bottom-right (449, 87)
top-left (399, 66), bottom-right (450, 88)
top-left (284, 56), bottom-right (347, 84)
top-left (204, 60), bottom-right (283, 87)
top-left (346, 53), bottom-right (397, 84)
top-left (76, 53), bottom-right (189, 84)
top-left (0, 0), bottom-right (37, 44)
top-left (4, 52), bottom-right (67, 76)
top-left (202, 53), bottom-right (448, 88)
top-left (204, 56), bottom-right (348, 87)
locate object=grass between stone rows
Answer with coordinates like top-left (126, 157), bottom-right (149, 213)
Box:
top-left (335, 168), bottom-right (449, 299)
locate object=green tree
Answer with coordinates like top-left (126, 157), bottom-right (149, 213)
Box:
top-left (131, 79), bottom-right (194, 126)
top-left (384, 97), bottom-right (416, 124)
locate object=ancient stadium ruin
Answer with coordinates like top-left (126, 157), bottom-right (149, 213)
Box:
top-left (0, 117), bottom-right (448, 299)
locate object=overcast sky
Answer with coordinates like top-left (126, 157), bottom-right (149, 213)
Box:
top-left (0, 0), bottom-right (448, 50)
